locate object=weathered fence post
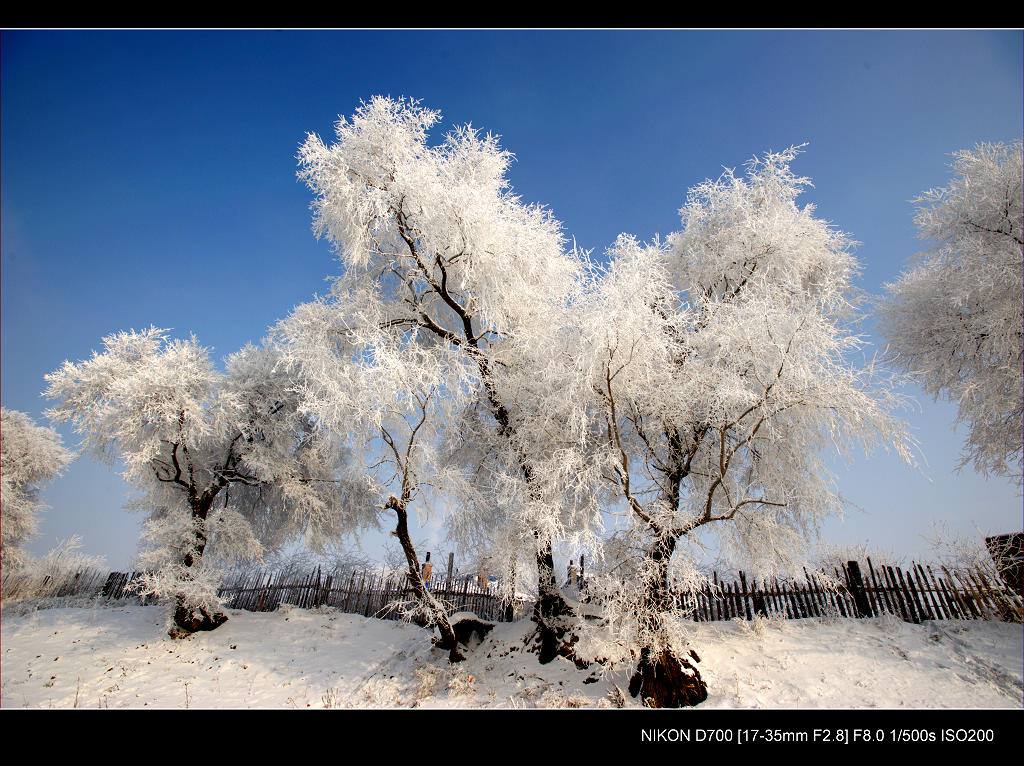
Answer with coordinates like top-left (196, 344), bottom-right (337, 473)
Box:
top-left (102, 571), bottom-right (120, 600)
top-left (739, 571), bottom-right (757, 619)
top-left (846, 561), bottom-right (873, 618)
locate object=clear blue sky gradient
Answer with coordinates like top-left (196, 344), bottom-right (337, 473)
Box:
top-left (2, 30), bottom-right (1021, 570)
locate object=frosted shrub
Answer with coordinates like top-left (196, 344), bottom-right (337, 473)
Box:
top-left (1, 536), bottom-right (106, 604)
top-left (816, 601), bottom-right (843, 625)
top-left (446, 667), bottom-right (477, 697)
top-left (875, 611), bottom-right (905, 635)
top-left (574, 549), bottom-right (705, 673)
top-left (413, 665), bottom-right (443, 699)
top-left (812, 540), bottom-right (905, 571)
top-left (538, 690), bottom-right (591, 708)
top-left (732, 613), bottom-right (772, 638)
top-left (923, 521), bottom-right (999, 573)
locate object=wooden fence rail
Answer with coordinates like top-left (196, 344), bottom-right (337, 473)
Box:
top-left (94, 558), bottom-right (1022, 626)
top-left (215, 567), bottom-right (512, 623)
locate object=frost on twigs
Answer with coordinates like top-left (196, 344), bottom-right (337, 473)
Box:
top-left (1, 536), bottom-right (106, 605)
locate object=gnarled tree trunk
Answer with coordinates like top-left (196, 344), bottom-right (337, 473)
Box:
top-left (170, 491), bottom-right (227, 637)
top-left (628, 647), bottom-right (707, 708)
top-left (172, 599), bottom-right (228, 635)
top-left (626, 532), bottom-right (707, 706)
top-left (533, 535), bottom-right (576, 664)
top-left (386, 496), bottom-right (464, 662)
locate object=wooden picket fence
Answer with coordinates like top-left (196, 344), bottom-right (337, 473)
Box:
top-left (670, 560), bottom-right (1022, 624)
top-left (99, 570), bottom-right (158, 604)
top-left (94, 558), bottom-right (1022, 626)
top-left (215, 567), bottom-right (512, 623)
top-left (1, 566), bottom-right (109, 603)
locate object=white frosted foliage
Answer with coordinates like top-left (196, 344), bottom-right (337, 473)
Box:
top-left (880, 141), bottom-right (1023, 482)
top-left (44, 328), bottom-right (370, 626)
top-left (1, 408), bottom-right (73, 570)
top-left (289, 96), bottom-right (597, 603)
top-left (570, 148), bottom-right (915, 665)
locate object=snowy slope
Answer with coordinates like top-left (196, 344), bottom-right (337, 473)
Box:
top-left (1, 601), bottom-right (1021, 709)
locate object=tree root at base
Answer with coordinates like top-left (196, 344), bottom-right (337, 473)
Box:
top-left (628, 647), bottom-right (708, 707)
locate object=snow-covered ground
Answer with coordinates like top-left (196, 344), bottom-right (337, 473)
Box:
top-left (1, 601), bottom-right (1021, 709)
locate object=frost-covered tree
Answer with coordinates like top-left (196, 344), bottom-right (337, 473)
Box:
top-left (880, 140), bottom-right (1024, 483)
top-left (1, 407), bottom-right (73, 570)
top-left (275, 302), bottom-right (478, 660)
top-left (44, 327), bottom-right (368, 635)
top-left (573, 149), bottom-right (914, 706)
top-left (293, 97), bottom-right (592, 656)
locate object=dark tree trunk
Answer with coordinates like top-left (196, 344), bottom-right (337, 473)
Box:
top-left (467, 337), bottom-right (575, 662)
top-left (392, 216), bottom-right (578, 663)
top-left (617, 426), bottom-right (712, 707)
top-left (169, 491), bottom-right (228, 637)
top-left (625, 531), bottom-right (708, 707)
top-left (172, 599), bottom-right (228, 636)
top-left (386, 496), bottom-right (464, 662)
top-left (532, 536), bottom-right (577, 664)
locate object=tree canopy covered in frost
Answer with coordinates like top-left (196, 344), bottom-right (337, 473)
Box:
top-left (44, 328), bottom-right (370, 632)
top-left (588, 149), bottom-right (913, 574)
top-left (566, 148), bottom-right (915, 705)
top-left (289, 97), bottom-right (598, 642)
top-left (880, 141), bottom-right (1023, 483)
top-left (1, 407), bottom-right (73, 570)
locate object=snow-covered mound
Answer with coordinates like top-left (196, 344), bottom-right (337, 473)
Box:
top-left (1, 602), bottom-right (1020, 709)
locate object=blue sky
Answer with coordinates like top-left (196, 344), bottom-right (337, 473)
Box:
top-left (2, 29), bottom-right (1021, 571)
